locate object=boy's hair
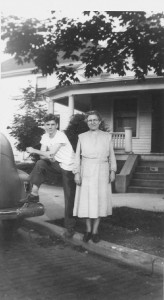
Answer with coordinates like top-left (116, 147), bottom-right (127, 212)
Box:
top-left (43, 114), bottom-right (59, 124)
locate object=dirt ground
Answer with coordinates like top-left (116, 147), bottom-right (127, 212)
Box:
top-left (52, 207), bottom-right (164, 258)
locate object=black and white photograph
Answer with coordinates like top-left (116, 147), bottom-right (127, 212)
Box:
top-left (0, 0), bottom-right (164, 299)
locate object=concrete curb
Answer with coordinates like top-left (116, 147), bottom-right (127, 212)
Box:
top-left (23, 217), bottom-right (164, 276)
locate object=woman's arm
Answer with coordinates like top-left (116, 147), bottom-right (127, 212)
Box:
top-left (73, 139), bottom-right (82, 185)
top-left (109, 141), bottom-right (117, 182)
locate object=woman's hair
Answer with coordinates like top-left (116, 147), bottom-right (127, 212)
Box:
top-left (85, 110), bottom-right (102, 122)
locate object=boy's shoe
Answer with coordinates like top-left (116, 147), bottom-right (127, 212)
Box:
top-left (92, 234), bottom-right (100, 243)
top-left (64, 228), bottom-right (75, 239)
top-left (83, 232), bottom-right (92, 243)
top-left (19, 194), bottom-right (39, 204)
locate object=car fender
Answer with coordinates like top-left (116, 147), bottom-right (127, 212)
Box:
top-left (0, 132), bottom-right (45, 220)
top-left (0, 132), bottom-right (22, 208)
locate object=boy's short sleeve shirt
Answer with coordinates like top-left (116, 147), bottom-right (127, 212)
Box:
top-left (40, 130), bottom-right (75, 171)
top-left (40, 131), bottom-right (68, 148)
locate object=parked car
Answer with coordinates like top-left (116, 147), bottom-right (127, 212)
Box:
top-left (0, 132), bottom-right (44, 234)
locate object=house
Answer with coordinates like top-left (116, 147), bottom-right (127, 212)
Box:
top-left (40, 66), bottom-right (164, 194)
top-left (1, 57), bottom-right (81, 160)
top-left (1, 58), bottom-right (43, 161)
top-left (2, 57), bottom-right (164, 194)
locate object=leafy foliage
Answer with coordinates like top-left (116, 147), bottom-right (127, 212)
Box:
top-left (9, 115), bottom-right (44, 151)
top-left (1, 11), bottom-right (164, 85)
top-left (7, 84), bottom-right (46, 157)
top-left (64, 114), bottom-right (88, 151)
top-left (64, 113), bottom-right (108, 151)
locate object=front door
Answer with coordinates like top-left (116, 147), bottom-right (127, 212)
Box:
top-left (113, 98), bottom-right (137, 137)
top-left (151, 94), bottom-right (164, 153)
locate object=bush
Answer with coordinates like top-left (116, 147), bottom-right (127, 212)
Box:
top-left (64, 113), bottom-right (108, 151)
top-left (8, 83), bottom-right (46, 160)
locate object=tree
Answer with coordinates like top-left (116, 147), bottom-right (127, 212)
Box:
top-left (1, 11), bottom-right (164, 85)
top-left (7, 84), bottom-right (46, 156)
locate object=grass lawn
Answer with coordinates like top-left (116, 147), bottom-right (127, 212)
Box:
top-left (17, 162), bottom-right (164, 257)
top-left (51, 207), bottom-right (164, 258)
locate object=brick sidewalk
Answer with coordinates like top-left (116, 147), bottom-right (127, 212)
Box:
top-left (0, 226), bottom-right (163, 300)
top-left (23, 184), bottom-right (164, 275)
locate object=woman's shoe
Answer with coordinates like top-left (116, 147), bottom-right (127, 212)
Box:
top-left (92, 234), bottom-right (100, 243)
top-left (83, 232), bottom-right (92, 243)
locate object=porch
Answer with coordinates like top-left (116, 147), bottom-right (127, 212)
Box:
top-left (41, 76), bottom-right (164, 155)
top-left (40, 76), bottom-right (164, 194)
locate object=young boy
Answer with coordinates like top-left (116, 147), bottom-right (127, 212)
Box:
top-left (22, 114), bottom-right (76, 238)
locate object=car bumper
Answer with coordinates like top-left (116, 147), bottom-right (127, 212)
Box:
top-left (0, 203), bottom-right (45, 220)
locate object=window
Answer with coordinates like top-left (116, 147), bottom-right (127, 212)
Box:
top-left (114, 98), bottom-right (137, 137)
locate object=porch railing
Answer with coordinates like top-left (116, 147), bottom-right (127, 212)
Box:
top-left (112, 132), bottom-right (125, 150)
top-left (111, 127), bottom-right (132, 153)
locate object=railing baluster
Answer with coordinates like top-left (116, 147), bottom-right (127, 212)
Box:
top-left (111, 132), bottom-right (125, 150)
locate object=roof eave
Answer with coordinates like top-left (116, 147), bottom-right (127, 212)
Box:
top-left (41, 76), bottom-right (164, 99)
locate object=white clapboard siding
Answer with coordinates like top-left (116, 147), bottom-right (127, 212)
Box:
top-left (132, 99), bottom-right (152, 153)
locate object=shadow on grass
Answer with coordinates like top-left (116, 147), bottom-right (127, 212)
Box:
top-left (48, 207), bottom-right (164, 258)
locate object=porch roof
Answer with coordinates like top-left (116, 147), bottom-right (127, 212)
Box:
top-left (41, 76), bottom-right (164, 100)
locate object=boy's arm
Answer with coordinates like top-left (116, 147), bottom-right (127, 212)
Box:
top-left (40, 144), bottom-right (49, 160)
top-left (26, 143), bottom-right (65, 160)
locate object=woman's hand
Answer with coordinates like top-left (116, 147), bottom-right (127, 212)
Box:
top-left (109, 170), bottom-right (115, 183)
top-left (26, 147), bottom-right (34, 153)
top-left (74, 173), bottom-right (81, 185)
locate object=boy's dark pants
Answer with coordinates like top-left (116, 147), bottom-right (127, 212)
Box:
top-left (28, 159), bottom-right (76, 230)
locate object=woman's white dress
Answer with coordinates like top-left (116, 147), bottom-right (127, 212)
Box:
top-left (73, 130), bottom-right (117, 218)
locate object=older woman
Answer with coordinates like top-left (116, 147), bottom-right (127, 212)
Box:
top-left (73, 111), bottom-right (117, 243)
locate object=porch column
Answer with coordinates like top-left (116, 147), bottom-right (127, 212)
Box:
top-left (68, 95), bottom-right (74, 117)
top-left (124, 127), bottom-right (132, 153)
top-left (48, 99), bottom-right (54, 114)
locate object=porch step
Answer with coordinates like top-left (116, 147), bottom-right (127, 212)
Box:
top-left (127, 186), bottom-right (164, 194)
top-left (140, 154), bottom-right (164, 161)
top-left (127, 157), bottom-right (164, 194)
top-left (134, 172), bottom-right (164, 180)
top-left (130, 179), bottom-right (164, 188)
top-left (136, 166), bottom-right (164, 173)
top-left (138, 160), bottom-right (164, 168)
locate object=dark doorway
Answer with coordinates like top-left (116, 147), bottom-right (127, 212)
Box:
top-left (151, 93), bottom-right (164, 153)
top-left (113, 98), bottom-right (137, 137)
